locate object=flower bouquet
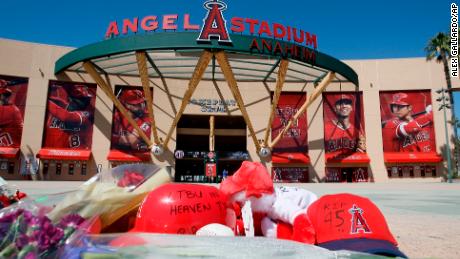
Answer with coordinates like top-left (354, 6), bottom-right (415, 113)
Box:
top-left (0, 205), bottom-right (86, 258)
top-left (47, 164), bottom-right (172, 232)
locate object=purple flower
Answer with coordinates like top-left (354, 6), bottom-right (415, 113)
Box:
top-left (0, 209), bottom-right (24, 223)
top-left (21, 210), bottom-right (34, 225)
top-left (15, 233), bottom-right (33, 250)
top-left (0, 209), bottom-right (86, 257)
top-left (0, 222), bottom-right (10, 240)
top-left (36, 217), bottom-right (64, 252)
top-left (26, 216), bottom-right (42, 233)
top-left (0, 209), bottom-right (24, 238)
top-left (57, 214), bottom-right (85, 229)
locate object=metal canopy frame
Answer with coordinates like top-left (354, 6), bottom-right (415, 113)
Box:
top-left (55, 32), bottom-right (359, 157)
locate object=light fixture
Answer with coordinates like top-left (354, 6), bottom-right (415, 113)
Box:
top-left (258, 147), bottom-right (271, 157)
top-left (151, 144), bottom-right (164, 156)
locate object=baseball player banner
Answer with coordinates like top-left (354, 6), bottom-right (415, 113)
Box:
top-left (323, 92), bottom-right (366, 160)
top-left (42, 81), bottom-right (97, 150)
top-left (0, 76), bottom-right (28, 148)
top-left (111, 86), bottom-right (152, 153)
top-left (271, 92), bottom-right (308, 163)
top-left (380, 90), bottom-right (435, 153)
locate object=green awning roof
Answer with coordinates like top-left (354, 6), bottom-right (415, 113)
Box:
top-left (55, 32), bottom-right (358, 85)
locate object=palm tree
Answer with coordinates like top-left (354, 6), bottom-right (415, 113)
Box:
top-left (449, 116), bottom-right (460, 129)
top-left (425, 32), bottom-right (453, 95)
top-left (425, 32), bottom-right (458, 177)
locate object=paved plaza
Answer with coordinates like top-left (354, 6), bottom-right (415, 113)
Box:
top-left (8, 180), bottom-right (460, 259)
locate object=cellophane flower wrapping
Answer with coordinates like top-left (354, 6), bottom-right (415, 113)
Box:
top-left (0, 180), bottom-right (28, 209)
top-left (0, 200), bottom-right (86, 258)
top-left (47, 164), bottom-right (172, 231)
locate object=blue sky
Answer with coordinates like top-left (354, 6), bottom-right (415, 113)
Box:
top-left (0, 0), bottom-right (453, 59)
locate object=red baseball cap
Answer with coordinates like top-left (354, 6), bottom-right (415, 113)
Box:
top-left (120, 90), bottom-right (145, 105)
top-left (69, 85), bottom-right (93, 98)
top-left (49, 85), bottom-right (69, 105)
top-left (334, 94), bottom-right (354, 104)
top-left (391, 93), bottom-right (410, 106)
top-left (220, 161), bottom-right (274, 198)
top-left (307, 193), bottom-right (407, 258)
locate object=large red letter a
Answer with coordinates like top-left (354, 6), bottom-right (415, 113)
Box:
top-left (197, 0), bottom-right (232, 43)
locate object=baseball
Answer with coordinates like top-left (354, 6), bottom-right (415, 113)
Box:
top-left (258, 147), bottom-right (271, 157)
top-left (151, 144), bottom-right (164, 156)
top-left (196, 223), bottom-right (235, 237)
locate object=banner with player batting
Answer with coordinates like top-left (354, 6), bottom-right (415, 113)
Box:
top-left (0, 75), bottom-right (28, 149)
top-left (323, 92), bottom-right (368, 163)
top-left (380, 90), bottom-right (436, 154)
top-left (271, 92), bottom-right (309, 164)
top-left (110, 86), bottom-right (152, 155)
top-left (42, 81), bottom-right (97, 150)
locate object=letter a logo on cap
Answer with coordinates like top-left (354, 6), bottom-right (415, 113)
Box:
top-left (349, 204), bottom-right (372, 234)
top-left (197, 0), bottom-right (232, 43)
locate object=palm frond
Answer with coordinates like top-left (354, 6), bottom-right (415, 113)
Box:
top-left (425, 32), bottom-right (451, 60)
top-left (425, 51), bottom-right (436, 61)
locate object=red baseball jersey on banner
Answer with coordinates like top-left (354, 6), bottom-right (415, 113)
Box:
top-left (0, 77), bottom-right (28, 148)
top-left (382, 113), bottom-right (434, 152)
top-left (323, 93), bottom-right (365, 155)
top-left (0, 105), bottom-right (23, 147)
top-left (43, 83), bottom-right (96, 149)
top-left (44, 101), bottom-right (94, 149)
top-left (380, 91), bottom-right (435, 153)
top-left (324, 121), bottom-right (358, 153)
top-left (111, 111), bottom-right (152, 152)
top-left (271, 93), bottom-right (308, 152)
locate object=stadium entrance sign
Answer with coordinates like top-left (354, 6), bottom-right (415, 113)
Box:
top-left (104, 0), bottom-right (318, 50)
